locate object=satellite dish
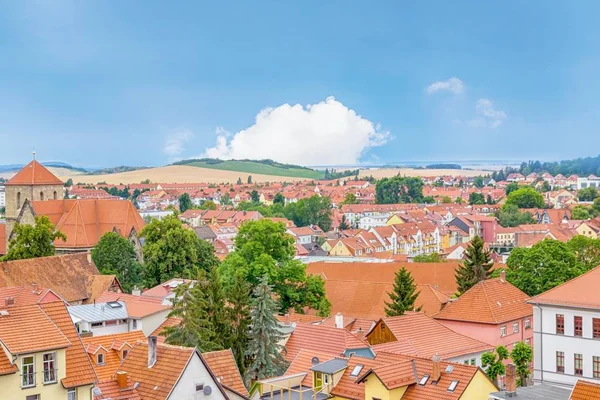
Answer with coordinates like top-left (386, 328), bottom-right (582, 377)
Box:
top-left (203, 385), bottom-right (213, 396)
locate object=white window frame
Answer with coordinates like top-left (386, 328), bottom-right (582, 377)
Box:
top-left (525, 319), bottom-right (531, 329)
top-left (21, 355), bottom-right (35, 388)
top-left (97, 353), bottom-right (105, 365)
top-left (513, 322), bottom-right (519, 333)
top-left (68, 388), bottom-right (77, 400)
top-left (500, 326), bottom-right (507, 337)
top-left (43, 351), bottom-right (57, 384)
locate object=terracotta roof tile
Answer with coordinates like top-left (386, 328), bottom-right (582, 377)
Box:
top-left (31, 199), bottom-right (145, 249)
top-left (82, 331), bottom-right (146, 381)
top-left (284, 323), bottom-right (369, 362)
top-left (361, 360), bottom-right (416, 389)
top-left (0, 253), bottom-right (104, 302)
top-left (117, 342), bottom-right (194, 400)
top-left (529, 266), bottom-right (600, 309)
top-left (95, 378), bottom-right (142, 400)
top-left (0, 348), bottom-right (17, 375)
top-left (369, 313), bottom-right (493, 360)
top-left (151, 317), bottom-right (182, 343)
top-left (285, 349), bottom-right (341, 387)
top-left (86, 275), bottom-right (123, 304)
top-left (434, 278), bottom-right (531, 324)
top-left (39, 301), bottom-right (98, 387)
top-left (0, 286), bottom-right (62, 306)
top-left (5, 160), bottom-right (63, 186)
top-left (571, 379), bottom-right (600, 400)
top-left (203, 349), bottom-right (248, 395)
top-left (0, 224), bottom-right (6, 255)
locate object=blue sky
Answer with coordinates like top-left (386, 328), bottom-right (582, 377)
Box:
top-left (1, 1), bottom-right (599, 168)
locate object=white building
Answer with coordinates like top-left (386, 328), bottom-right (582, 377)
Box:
top-left (358, 214), bottom-right (390, 230)
top-left (0, 184), bottom-right (5, 208)
top-left (578, 175), bottom-right (600, 190)
top-left (529, 267), bottom-right (600, 388)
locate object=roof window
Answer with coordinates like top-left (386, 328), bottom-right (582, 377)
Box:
top-left (350, 364), bottom-right (364, 377)
top-left (448, 380), bottom-right (459, 392)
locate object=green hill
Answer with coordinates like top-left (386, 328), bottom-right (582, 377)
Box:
top-left (171, 158), bottom-right (325, 179)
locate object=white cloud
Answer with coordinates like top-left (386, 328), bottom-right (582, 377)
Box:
top-left (426, 77), bottom-right (465, 95)
top-left (202, 96), bottom-right (391, 165)
top-left (164, 130), bottom-right (194, 157)
top-left (468, 98), bottom-right (507, 128)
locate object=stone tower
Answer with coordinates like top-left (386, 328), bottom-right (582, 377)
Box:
top-left (4, 157), bottom-right (64, 249)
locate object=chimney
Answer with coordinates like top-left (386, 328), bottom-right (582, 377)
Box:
top-left (31, 282), bottom-right (38, 293)
top-left (131, 286), bottom-right (141, 296)
top-left (86, 252), bottom-right (92, 264)
top-left (500, 270), bottom-right (506, 283)
top-left (355, 327), bottom-right (365, 340)
top-left (505, 363), bottom-right (517, 395)
top-left (5, 297), bottom-right (14, 307)
top-left (284, 313), bottom-right (290, 325)
top-left (432, 354), bottom-right (441, 382)
top-left (335, 312), bottom-right (344, 329)
top-left (116, 371), bottom-right (128, 389)
top-left (147, 336), bottom-right (157, 368)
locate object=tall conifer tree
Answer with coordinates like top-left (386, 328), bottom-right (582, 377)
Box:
top-left (455, 236), bottom-right (494, 295)
top-left (384, 267), bottom-right (421, 316)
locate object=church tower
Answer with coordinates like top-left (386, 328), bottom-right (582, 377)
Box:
top-left (4, 155), bottom-right (64, 249)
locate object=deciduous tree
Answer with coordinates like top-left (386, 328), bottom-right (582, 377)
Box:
top-left (504, 187), bottom-right (545, 209)
top-left (2, 216), bottom-right (66, 261)
top-left (92, 232), bottom-right (142, 293)
top-left (481, 346), bottom-right (509, 386)
top-left (178, 193), bottom-right (193, 213)
top-left (511, 342), bottom-right (533, 386)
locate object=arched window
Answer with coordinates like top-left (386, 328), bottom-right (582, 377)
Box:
top-left (40, 192), bottom-right (44, 201)
top-left (53, 191), bottom-right (57, 200)
top-left (16, 192), bottom-right (21, 209)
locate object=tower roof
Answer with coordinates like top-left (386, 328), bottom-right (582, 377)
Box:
top-left (5, 160), bottom-right (63, 186)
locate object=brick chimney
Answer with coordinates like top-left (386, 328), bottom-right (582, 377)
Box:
top-left (432, 354), bottom-right (441, 382)
top-left (500, 270), bottom-right (506, 283)
top-left (505, 363), bottom-right (517, 395)
top-left (5, 297), bottom-right (14, 307)
top-left (116, 371), bottom-right (128, 389)
top-left (148, 336), bottom-right (157, 368)
top-left (355, 327), bottom-right (365, 340)
top-left (335, 312), bottom-right (344, 329)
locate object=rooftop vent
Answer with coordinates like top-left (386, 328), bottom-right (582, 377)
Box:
top-left (311, 357), bottom-right (320, 366)
top-left (92, 387), bottom-right (103, 396)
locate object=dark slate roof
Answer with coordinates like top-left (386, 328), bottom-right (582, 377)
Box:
top-left (310, 358), bottom-right (348, 374)
top-left (489, 384), bottom-right (571, 400)
top-left (194, 226), bottom-right (217, 240)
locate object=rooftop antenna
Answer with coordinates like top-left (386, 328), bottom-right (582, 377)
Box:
top-left (32, 150), bottom-right (36, 161)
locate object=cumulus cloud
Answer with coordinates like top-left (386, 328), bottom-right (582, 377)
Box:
top-left (468, 98), bottom-right (507, 128)
top-left (203, 96), bottom-right (391, 165)
top-left (426, 77), bottom-right (465, 94)
top-left (164, 130), bottom-right (194, 157)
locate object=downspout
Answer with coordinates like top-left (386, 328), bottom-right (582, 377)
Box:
top-left (533, 302), bottom-right (543, 383)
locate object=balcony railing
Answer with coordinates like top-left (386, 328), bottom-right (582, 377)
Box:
top-left (21, 372), bottom-right (35, 388)
top-left (43, 368), bottom-right (58, 384)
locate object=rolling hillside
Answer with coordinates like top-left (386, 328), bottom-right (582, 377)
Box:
top-left (172, 159), bottom-right (325, 179)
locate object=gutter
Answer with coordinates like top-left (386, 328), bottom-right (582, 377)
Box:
top-left (532, 301), bottom-right (543, 383)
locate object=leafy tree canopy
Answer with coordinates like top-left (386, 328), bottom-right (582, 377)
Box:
top-left (375, 176), bottom-right (424, 204)
top-left (2, 216), bottom-right (67, 261)
top-left (503, 187), bottom-right (545, 209)
top-left (92, 232), bottom-right (142, 292)
top-left (496, 204), bottom-right (536, 227)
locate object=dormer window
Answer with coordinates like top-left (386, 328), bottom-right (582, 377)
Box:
top-left (97, 353), bottom-right (105, 365)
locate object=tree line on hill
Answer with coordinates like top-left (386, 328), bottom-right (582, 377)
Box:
top-left (491, 155), bottom-right (600, 179)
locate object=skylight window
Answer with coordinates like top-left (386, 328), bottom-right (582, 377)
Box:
top-left (445, 365), bottom-right (454, 374)
top-left (448, 380), bottom-right (459, 392)
top-left (107, 301), bottom-right (122, 309)
top-left (418, 375), bottom-right (430, 385)
top-left (350, 364), bottom-right (364, 377)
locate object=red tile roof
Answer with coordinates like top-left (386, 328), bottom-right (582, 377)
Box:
top-left (5, 160), bottom-right (63, 186)
top-left (0, 224), bottom-right (6, 255)
top-left (95, 291), bottom-right (169, 318)
top-left (284, 323), bottom-right (369, 362)
top-left (82, 331), bottom-right (146, 381)
top-left (529, 266), bottom-right (600, 309)
top-left (151, 317), bottom-right (182, 343)
top-left (31, 199), bottom-right (145, 249)
top-left (284, 349), bottom-right (341, 387)
top-left (570, 379), bottom-right (600, 400)
top-left (95, 379), bottom-right (142, 400)
top-left (369, 313), bottom-right (493, 360)
top-left (39, 301), bottom-right (98, 388)
top-left (203, 349), bottom-right (248, 396)
top-left (434, 278), bottom-right (531, 324)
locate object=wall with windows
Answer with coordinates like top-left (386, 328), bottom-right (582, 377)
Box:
top-left (0, 347), bottom-right (72, 400)
top-left (79, 319), bottom-right (129, 336)
top-left (436, 317), bottom-right (533, 351)
top-left (167, 353), bottom-right (227, 400)
top-left (533, 304), bottom-right (600, 387)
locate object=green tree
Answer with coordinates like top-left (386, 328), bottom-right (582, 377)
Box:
top-left (455, 197), bottom-right (464, 204)
top-left (178, 193), bottom-right (193, 213)
top-left (412, 253), bottom-right (442, 263)
top-left (342, 193), bottom-right (359, 205)
top-left (160, 275), bottom-right (220, 352)
top-left (505, 182), bottom-right (519, 195)
top-left (454, 236), bottom-right (493, 295)
top-left (496, 204), bottom-right (536, 227)
top-left (486, 194), bottom-right (494, 205)
top-left (284, 195), bottom-right (332, 231)
top-left (141, 216), bottom-right (219, 287)
top-left (221, 193), bottom-right (232, 206)
top-left (250, 190), bottom-right (260, 203)
top-left (474, 176), bottom-right (485, 188)
top-left (506, 239), bottom-right (584, 296)
top-left (200, 200), bottom-right (218, 210)
top-left (245, 276), bottom-right (288, 385)
top-left (504, 187), bottom-right (545, 209)
top-left (469, 192), bottom-right (485, 205)
top-left (571, 205), bottom-right (591, 220)
top-left (441, 196), bottom-right (452, 204)
top-left (511, 342), bottom-right (533, 386)
top-left (2, 216), bottom-right (67, 261)
top-left (567, 235), bottom-right (600, 270)
top-left (91, 232), bottom-right (142, 293)
top-left (218, 219), bottom-right (330, 315)
top-left (375, 176), bottom-right (424, 204)
top-left (273, 192), bottom-right (285, 205)
top-left (227, 274), bottom-right (252, 375)
top-left (481, 346), bottom-right (509, 386)
top-left (237, 177), bottom-right (243, 185)
top-left (247, 175), bottom-right (253, 184)
top-left (384, 267), bottom-right (422, 316)
top-left (64, 178), bottom-right (73, 187)
top-left (339, 215), bottom-right (350, 230)
top-left (578, 186), bottom-right (599, 202)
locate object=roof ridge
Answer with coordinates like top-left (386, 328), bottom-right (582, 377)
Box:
top-left (479, 280), bottom-right (498, 323)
